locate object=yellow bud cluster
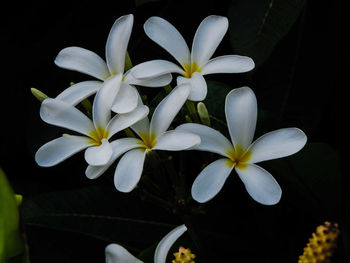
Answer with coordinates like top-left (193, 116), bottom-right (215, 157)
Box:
top-left (172, 246), bottom-right (196, 263)
top-left (298, 221), bottom-right (340, 263)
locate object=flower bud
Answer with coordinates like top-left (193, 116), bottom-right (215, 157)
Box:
top-left (197, 102), bottom-right (210, 126)
top-left (30, 88), bottom-right (49, 102)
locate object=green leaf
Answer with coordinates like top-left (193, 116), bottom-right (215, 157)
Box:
top-left (264, 143), bottom-right (342, 216)
top-left (0, 168), bottom-right (28, 263)
top-left (203, 81), bottom-right (231, 132)
top-left (21, 185), bottom-right (178, 249)
top-left (228, 0), bottom-right (306, 67)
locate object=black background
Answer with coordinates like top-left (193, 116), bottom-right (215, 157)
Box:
top-left (1, 0), bottom-right (346, 262)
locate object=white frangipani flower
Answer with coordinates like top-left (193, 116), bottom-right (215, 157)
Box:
top-left (105, 224), bottom-right (187, 263)
top-left (85, 84), bottom-right (200, 193)
top-left (131, 15), bottom-right (255, 101)
top-left (54, 14), bottom-right (172, 114)
top-left (176, 87), bottom-right (307, 205)
top-left (35, 74), bottom-right (149, 168)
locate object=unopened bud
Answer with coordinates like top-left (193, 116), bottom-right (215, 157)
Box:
top-left (197, 102), bottom-right (210, 126)
top-left (14, 194), bottom-right (23, 206)
top-left (31, 88), bottom-right (49, 102)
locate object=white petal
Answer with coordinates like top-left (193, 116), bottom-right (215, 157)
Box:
top-left (177, 72), bottom-right (207, 101)
top-left (86, 138), bottom-right (141, 179)
top-left (84, 139), bottom-right (113, 166)
top-left (55, 47), bottom-right (110, 80)
top-left (130, 117), bottom-right (150, 139)
top-left (40, 98), bottom-right (95, 136)
top-left (191, 158), bottom-right (233, 203)
top-left (125, 68), bottom-right (173, 87)
top-left (106, 14), bottom-right (134, 74)
top-left (248, 128), bottom-right (307, 164)
top-left (144, 17), bottom-right (190, 66)
top-left (35, 135), bottom-right (90, 167)
top-left (114, 148), bottom-right (146, 192)
top-left (107, 105), bottom-right (149, 138)
top-left (154, 224), bottom-right (187, 263)
top-left (131, 60), bottom-right (184, 80)
top-left (225, 87), bottom-right (257, 150)
top-left (153, 130), bottom-right (200, 151)
top-left (236, 164), bottom-right (282, 205)
top-left (92, 74), bottom-right (122, 129)
top-left (150, 84), bottom-right (190, 137)
top-left (191, 15), bottom-right (228, 67)
top-left (111, 83), bottom-right (139, 114)
top-left (176, 123), bottom-right (234, 156)
top-left (55, 80), bottom-right (102, 106)
top-left (105, 244), bottom-right (143, 263)
top-left (129, 73), bottom-right (173, 88)
top-left (201, 55), bottom-right (255, 75)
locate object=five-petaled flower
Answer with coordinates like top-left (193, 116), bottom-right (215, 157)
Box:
top-left (35, 75), bottom-right (149, 168)
top-left (131, 15), bottom-right (255, 101)
top-left (32, 12), bottom-right (311, 261)
top-left (177, 86), bottom-right (307, 205)
top-left (54, 14), bottom-right (172, 114)
top-left (85, 84), bottom-right (200, 193)
top-left (105, 224), bottom-right (187, 263)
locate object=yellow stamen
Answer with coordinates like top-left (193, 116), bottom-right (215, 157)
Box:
top-left (137, 133), bottom-right (157, 150)
top-left (172, 246), bottom-right (196, 263)
top-left (226, 145), bottom-right (252, 170)
top-left (88, 127), bottom-right (109, 146)
top-left (183, 62), bottom-right (202, 78)
top-left (298, 221), bottom-right (340, 263)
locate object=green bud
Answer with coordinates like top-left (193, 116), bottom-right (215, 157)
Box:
top-left (197, 102), bottom-right (211, 126)
top-left (30, 88), bottom-right (49, 102)
top-left (14, 195), bottom-right (22, 206)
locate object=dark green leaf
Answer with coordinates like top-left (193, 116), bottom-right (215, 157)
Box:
top-left (265, 143), bottom-right (342, 216)
top-left (203, 81), bottom-right (231, 132)
top-left (228, 0), bottom-right (306, 67)
top-left (21, 185), bottom-right (177, 248)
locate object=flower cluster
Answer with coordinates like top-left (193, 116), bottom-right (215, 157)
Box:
top-left (33, 14), bottom-right (307, 262)
top-left (298, 222), bottom-right (340, 263)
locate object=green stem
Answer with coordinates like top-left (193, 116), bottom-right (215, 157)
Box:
top-left (181, 215), bottom-right (217, 262)
top-left (124, 128), bottom-right (135, 138)
top-left (185, 100), bottom-right (199, 123)
top-left (81, 99), bottom-right (92, 119)
top-left (163, 84), bottom-right (172, 94)
top-left (159, 152), bottom-right (185, 199)
top-left (139, 188), bottom-right (173, 210)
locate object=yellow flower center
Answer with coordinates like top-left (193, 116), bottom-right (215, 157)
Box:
top-left (183, 62), bottom-right (202, 78)
top-left (226, 145), bottom-right (252, 170)
top-left (137, 133), bottom-right (157, 150)
top-left (172, 246), bottom-right (196, 263)
top-left (88, 127), bottom-right (109, 146)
